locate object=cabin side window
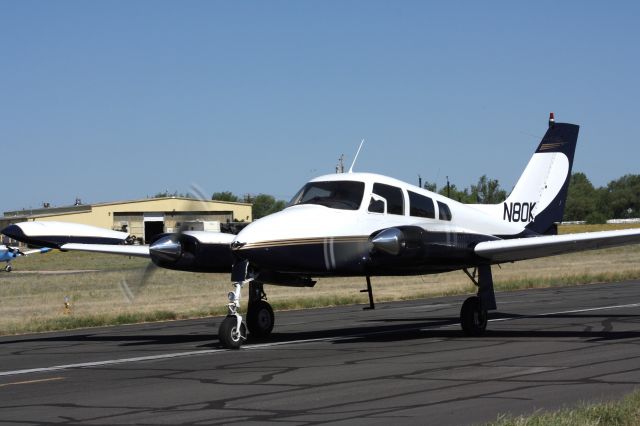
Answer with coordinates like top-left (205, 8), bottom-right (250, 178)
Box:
top-left (289, 181), bottom-right (364, 210)
top-left (408, 191), bottom-right (435, 219)
top-left (369, 183), bottom-right (404, 215)
top-left (437, 201), bottom-right (452, 221)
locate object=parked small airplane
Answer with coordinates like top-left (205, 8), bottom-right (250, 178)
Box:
top-left (4, 115), bottom-right (640, 348)
top-left (0, 244), bottom-right (51, 272)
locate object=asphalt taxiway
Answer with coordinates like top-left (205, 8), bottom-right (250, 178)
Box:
top-left (2, 280), bottom-right (640, 425)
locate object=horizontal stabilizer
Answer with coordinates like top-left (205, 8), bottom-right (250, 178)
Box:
top-left (475, 229), bottom-right (640, 263)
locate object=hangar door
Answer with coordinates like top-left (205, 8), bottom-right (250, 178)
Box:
top-left (144, 213), bottom-right (164, 243)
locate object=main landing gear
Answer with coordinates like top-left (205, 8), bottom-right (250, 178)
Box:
top-left (246, 282), bottom-right (274, 338)
top-left (4, 264), bottom-right (12, 272)
top-left (460, 264), bottom-right (496, 336)
top-left (218, 262), bottom-right (275, 349)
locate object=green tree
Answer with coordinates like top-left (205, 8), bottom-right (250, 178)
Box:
top-left (153, 190), bottom-right (186, 198)
top-left (211, 191), bottom-right (239, 202)
top-left (252, 194), bottom-right (286, 219)
top-left (604, 174), bottom-right (640, 219)
top-left (470, 175), bottom-right (506, 204)
top-left (564, 172), bottom-right (600, 221)
top-left (152, 190), bottom-right (197, 199)
top-left (438, 183), bottom-right (472, 203)
top-left (422, 181), bottom-right (437, 192)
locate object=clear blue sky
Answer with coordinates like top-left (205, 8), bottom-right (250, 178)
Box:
top-left (2, 1), bottom-right (639, 212)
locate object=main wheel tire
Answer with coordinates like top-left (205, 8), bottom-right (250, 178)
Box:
top-left (460, 296), bottom-right (488, 336)
top-left (218, 316), bottom-right (246, 349)
top-left (246, 300), bottom-right (275, 338)
top-left (5, 264), bottom-right (12, 272)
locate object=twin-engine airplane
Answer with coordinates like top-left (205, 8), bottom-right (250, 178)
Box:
top-left (0, 244), bottom-right (51, 272)
top-left (4, 115), bottom-right (640, 348)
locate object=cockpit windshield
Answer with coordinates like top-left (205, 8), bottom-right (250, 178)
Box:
top-left (288, 181), bottom-right (365, 210)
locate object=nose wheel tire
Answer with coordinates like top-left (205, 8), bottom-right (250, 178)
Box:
top-left (218, 316), bottom-right (247, 349)
top-left (246, 301), bottom-right (275, 338)
top-left (460, 296), bottom-right (488, 336)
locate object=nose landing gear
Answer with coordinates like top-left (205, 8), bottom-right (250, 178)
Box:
top-left (218, 315), bottom-right (247, 349)
top-left (218, 279), bottom-right (247, 349)
top-left (218, 261), bottom-right (276, 349)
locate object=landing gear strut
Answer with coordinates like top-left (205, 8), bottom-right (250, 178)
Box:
top-left (460, 264), bottom-right (496, 336)
top-left (218, 262), bottom-right (277, 349)
top-left (246, 282), bottom-right (274, 338)
top-left (218, 279), bottom-right (247, 349)
top-left (218, 261), bottom-right (250, 349)
top-left (360, 275), bottom-right (375, 310)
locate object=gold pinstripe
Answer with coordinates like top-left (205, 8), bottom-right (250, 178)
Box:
top-left (238, 235), bottom-right (370, 250)
top-left (539, 142), bottom-right (565, 150)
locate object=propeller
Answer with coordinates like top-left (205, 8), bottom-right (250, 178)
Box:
top-left (119, 261), bottom-right (159, 303)
top-left (7, 246), bottom-right (24, 257)
top-left (119, 183), bottom-right (215, 303)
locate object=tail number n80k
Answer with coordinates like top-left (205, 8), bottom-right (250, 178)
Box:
top-left (503, 202), bottom-right (536, 222)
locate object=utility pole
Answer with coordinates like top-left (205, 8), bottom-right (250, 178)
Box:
top-left (336, 154), bottom-right (345, 174)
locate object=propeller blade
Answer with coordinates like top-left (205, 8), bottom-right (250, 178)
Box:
top-left (119, 262), bottom-right (159, 303)
top-left (121, 182), bottom-right (220, 302)
top-left (139, 261), bottom-right (160, 293)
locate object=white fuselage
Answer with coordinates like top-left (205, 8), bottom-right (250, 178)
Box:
top-left (236, 172), bottom-right (524, 248)
top-left (232, 172), bottom-right (525, 276)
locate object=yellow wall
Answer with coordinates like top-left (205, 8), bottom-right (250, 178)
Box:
top-left (30, 198), bottom-right (252, 229)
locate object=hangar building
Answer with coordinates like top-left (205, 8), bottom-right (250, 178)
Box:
top-left (1, 197), bottom-right (252, 244)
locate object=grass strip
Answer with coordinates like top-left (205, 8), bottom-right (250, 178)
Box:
top-left (4, 270), bottom-right (640, 335)
top-left (1, 308), bottom-right (230, 335)
top-left (490, 389), bottom-right (640, 426)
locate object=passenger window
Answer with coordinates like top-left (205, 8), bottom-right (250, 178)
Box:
top-left (437, 201), bottom-right (452, 221)
top-left (408, 191), bottom-right (435, 219)
top-left (371, 183), bottom-right (404, 215)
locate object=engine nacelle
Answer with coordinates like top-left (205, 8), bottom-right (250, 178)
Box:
top-left (370, 226), bottom-right (425, 257)
top-left (368, 225), bottom-right (497, 274)
top-left (149, 231), bottom-right (235, 273)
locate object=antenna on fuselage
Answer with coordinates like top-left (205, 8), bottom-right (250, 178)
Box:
top-left (348, 139), bottom-right (365, 173)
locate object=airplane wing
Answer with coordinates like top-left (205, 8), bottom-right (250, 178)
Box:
top-left (474, 228), bottom-right (640, 263)
top-left (19, 247), bottom-right (52, 256)
top-left (59, 243), bottom-right (150, 258)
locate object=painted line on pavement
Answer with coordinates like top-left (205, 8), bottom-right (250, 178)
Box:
top-left (1, 301), bottom-right (639, 378)
top-left (0, 377), bottom-right (64, 388)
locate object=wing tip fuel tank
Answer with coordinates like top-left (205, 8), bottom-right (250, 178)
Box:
top-left (2, 221), bottom-right (129, 247)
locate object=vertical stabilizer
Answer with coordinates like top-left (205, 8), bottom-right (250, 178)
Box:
top-left (502, 121), bottom-right (579, 234)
